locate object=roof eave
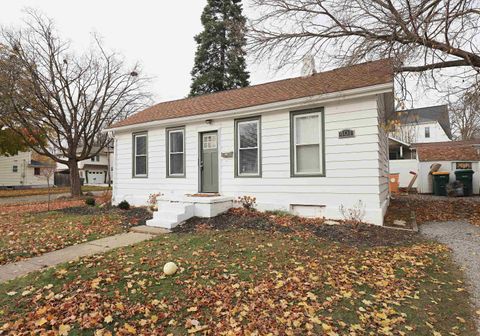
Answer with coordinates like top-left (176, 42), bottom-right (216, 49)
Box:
top-left (104, 82), bottom-right (393, 134)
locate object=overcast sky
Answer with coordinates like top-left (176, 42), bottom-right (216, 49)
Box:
top-left (1, 0), bottom-right (438, 106)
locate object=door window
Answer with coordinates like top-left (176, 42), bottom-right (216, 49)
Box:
top-left (203, 134), bottom-right (217, 150)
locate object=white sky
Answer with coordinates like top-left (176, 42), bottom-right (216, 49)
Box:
top-left (0, 0), bottom-right (438, 106)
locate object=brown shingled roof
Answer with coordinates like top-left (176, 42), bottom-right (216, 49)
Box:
top-left (416, 140), bottom-right (480, 162)
top-left (110, 59), bottom-right (393, 129)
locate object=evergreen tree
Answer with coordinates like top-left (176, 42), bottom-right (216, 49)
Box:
top-left (189, 0), bottom-right (250, 97)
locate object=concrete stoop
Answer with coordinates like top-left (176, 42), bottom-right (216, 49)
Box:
top-left (146, 195), bottom-right (234, 229)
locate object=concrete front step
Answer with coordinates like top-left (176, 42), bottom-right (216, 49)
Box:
top-left (146, 204), bottom-right (195, 229)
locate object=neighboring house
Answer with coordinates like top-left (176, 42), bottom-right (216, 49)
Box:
top-left (107, 59), bottom-right (394, 227)
top-left (392, 104), bottom-right (452, 146)
top-left (389, 105), bottom-right (452, 188)
top-left (0, 151), bottom-right (54, 189)
top-left (414, 140), bottom-right (480, 194)
top-left (56, 147), bottom-right (113, 185)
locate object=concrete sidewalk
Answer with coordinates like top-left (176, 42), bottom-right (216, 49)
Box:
top-left (0, 232), bottom-right (154, 283)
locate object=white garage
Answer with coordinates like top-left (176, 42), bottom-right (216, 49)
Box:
top-left (86, 170), bottom-right (106, 185)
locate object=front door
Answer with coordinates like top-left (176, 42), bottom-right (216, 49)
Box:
top-left (200, 131), bottom-right (219, 193)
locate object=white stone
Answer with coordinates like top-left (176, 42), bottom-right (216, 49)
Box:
top-left (163, 262), bottom-right (178, 276)
top-left (393, 219), bottom-right (407, 227)
top-left (324, 220), bottom-right (340, 226)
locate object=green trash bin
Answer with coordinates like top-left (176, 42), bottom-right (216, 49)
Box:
top-left (455, 169), bottom-right (475, 196)
top-left (432, 172), bottom-right (450, 196)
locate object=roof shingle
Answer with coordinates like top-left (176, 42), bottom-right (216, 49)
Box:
top-left (416, 140), bottom-right (480, 162)
top-left (110, 59), bottom-right (393, 129)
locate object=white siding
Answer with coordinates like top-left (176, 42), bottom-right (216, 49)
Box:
top-left (113, 94), bottom-right (389, 225)
top-left (0, 152), bottom-right (51, 188)
top-left (389, 159), bottom-right (418, 188)
top-left (376, 93), bottom-right (392, 216)
top-left (394, 121), bottom-right (451, 143)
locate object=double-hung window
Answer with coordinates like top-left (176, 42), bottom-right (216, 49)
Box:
top-left (235, 117), bottom-right (261, 177)
top-left (133, 132), bottom-right (148, 177)
top-left (167, 127), bottom-right (185, 177)
top-left (291, 109), bottom-right (325, 176)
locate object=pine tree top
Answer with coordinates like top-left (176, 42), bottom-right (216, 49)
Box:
top-left (189, 0), bottom-right (250, 97)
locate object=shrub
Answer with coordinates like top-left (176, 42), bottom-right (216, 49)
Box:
top-left (118, 200), bottom-right (130, 210)
top-left (147, 192), bottom-right (162, 211)
top-left (85, 197), bottom-right (96, 206)
top-left (339, 200), bottom-right (365, 229)
top-left (237, 195), bottom-right (257, 210)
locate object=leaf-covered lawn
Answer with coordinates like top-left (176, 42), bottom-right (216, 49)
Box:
top-left (388, 194), bottom-right (480, 227)
top-left (0, 186), bottom-right (110, 198)
top-left (0, 229), bottom-right (476, 335)
top-left (0, 204), bottom-right (150, 265)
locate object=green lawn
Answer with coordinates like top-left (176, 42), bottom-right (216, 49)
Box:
top-left (0, 228), bottom-right (476, 335)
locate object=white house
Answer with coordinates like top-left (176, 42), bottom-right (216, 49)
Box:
top-left (56, 147), bottom-right (113, 185)
top-left (106, 59), bottom-right (394, 227)
top-left (0, 151), bottom-right (54, 189)
top-left (392, 105), bottom-right (452, 145)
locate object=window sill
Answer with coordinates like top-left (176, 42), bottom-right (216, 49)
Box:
top-left (291, 173), bottom-right (326, 178)
top-left (236, 174), bottom-right (262, 178)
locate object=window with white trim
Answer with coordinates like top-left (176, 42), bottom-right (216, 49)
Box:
top-left (133, 133), bottom-right (148, 177)
top-left (236, 118), bottom-right (260, 176)
top-left (167, 127), bottom-right (185, 177)
top-left (291, 110), bottom-right (324, 176)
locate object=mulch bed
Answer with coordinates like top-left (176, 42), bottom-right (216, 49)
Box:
top-left (59, 206), bottom-right (152, 228)
top-left (174, 208), bottom-right (419, 248)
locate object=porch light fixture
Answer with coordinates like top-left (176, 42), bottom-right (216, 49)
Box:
top-left (205, 119), bottom-right (213, 125)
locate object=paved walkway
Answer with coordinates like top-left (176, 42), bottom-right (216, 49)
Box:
top-left (0, 191), bottom-right (105, 206)
top-left (0, 232), bottom-right (154, 283)
top-left (421, 221), bottom-right (480, 333)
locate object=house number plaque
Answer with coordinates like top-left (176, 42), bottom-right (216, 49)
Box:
top-left (339, 129), bottom-right (355, 139)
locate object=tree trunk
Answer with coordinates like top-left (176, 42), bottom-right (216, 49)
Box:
top-left (68, 159), bottom-right (82, 197)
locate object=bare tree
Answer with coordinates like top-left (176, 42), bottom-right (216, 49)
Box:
top-left (249, 0), bottom-right (480, 97)
top-left (449, 84), bottom-right (480, 140)
top-left (40, 165), bottom-right (56, 211)
top-left (0, 10), bottom-right (149, 196)
top-left (391, 105), bottom-right (420, 144)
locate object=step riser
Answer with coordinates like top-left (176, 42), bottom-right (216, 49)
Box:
top-left (147, 203), bottom-right (195, 229)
